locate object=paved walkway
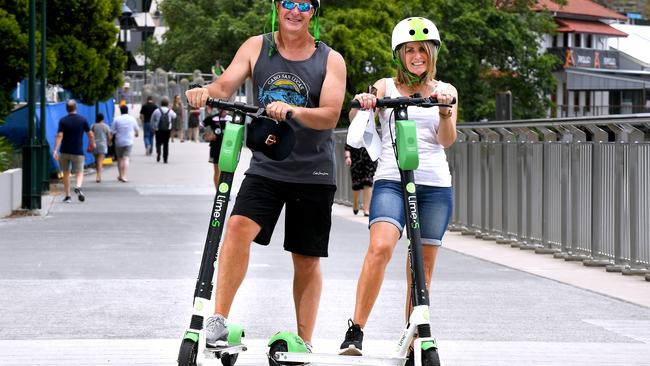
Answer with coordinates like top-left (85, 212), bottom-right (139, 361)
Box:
top-left (1, 136), bottom-right (649, 366)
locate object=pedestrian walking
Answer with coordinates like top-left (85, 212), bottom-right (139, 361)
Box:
top-left (111, 104), bottom-right (140, 182)
top-left (151, 97), bottom-right (177, 163)
top-left (171, 95), bottom-right (185, 142)
top-left (91, 113), bottom-right (112, 183)
top-left (187, 104), bottom-right (200, 142)
top-left (52, 99), bottom-right (94, 203)
top-left (139, 96), bottom-right (158, 155)
top-left (185, 0), bottom-right (346, 350)
top-left (344, 145), bottom-right (377, 216)
top-left (202, 108), bottom-right (232, 188)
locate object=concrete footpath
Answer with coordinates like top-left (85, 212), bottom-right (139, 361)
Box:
top-left (0, 137), bottom-right (649, 366)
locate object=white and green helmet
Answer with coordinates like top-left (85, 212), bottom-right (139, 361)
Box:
top-left (391, 17), bottom-right (441, 52)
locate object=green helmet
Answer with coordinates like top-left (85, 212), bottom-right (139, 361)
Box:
top-left (391, 17), bottom-right (441, 52)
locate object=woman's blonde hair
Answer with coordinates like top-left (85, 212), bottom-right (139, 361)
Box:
top-left (395, 40), bottom-right (437, 87)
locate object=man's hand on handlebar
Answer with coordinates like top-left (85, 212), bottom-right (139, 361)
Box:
top-left (185, 87), bottom-right (210, 108)
top-left (265, 101), bottom-right (295, 122)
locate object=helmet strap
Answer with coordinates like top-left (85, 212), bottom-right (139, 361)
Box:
top-left (312, 8), bottom-right (321, 48)
top-left (393, 52), bottom-right (423, 86)
top-left (268, 3), bottom-right (278, 57)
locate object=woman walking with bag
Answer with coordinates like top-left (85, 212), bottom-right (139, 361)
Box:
top-left (90, 113), bottom-right (111, 183)
top-left (171, 95), bottom-right (185, 142)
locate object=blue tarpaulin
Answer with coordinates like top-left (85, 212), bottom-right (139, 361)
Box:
top-left (0, 99), bottom-right (115, 172)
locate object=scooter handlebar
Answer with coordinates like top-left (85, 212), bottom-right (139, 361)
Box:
top-left (205, 98), bottom-right (262, 114)
top-left (187, 83), bottom-right (263, 115)
top-left (349, 95), bottom-right (456, 109)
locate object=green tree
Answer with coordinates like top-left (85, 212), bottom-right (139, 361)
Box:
top-left (0, 0), bottom-right (126, 117)
top-left (46, 0), bottom-right (126, 104)
top-left (325, 0), bottom-right (560, 121)
top-left (150, 0), bottom-right (561, 122)
top-left (0, 1), bottom-right (29, 117)
top-left (427, 0), bottom-right (560, 121)
top-left (149, 0), bottom-right (270, 72)
top-left (321, 3), bottom-right (401, 105)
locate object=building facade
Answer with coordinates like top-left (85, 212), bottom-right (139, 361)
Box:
top-left (118, 0), bottom-right (166, 72)
top-left (537, 0), bottom-right (650, 117)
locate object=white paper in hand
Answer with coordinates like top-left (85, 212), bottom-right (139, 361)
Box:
top-left (347, 109), bottom-right (381, 161)
top-left (347, 109), bottom-right (371, 149)
top-left (363, 115), bottom-right (381, 161)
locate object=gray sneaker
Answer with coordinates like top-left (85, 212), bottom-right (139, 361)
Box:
top-left (205, 315), bottom-right (229, 346)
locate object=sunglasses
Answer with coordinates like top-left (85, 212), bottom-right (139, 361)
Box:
top-left (280, 0), bottom-right (313, 12)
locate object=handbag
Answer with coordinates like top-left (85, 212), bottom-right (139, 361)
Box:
top-left (87, 143), bottom-right (94, 153)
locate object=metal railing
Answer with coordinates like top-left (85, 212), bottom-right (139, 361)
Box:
top-left (116, 70), bottom-right (216, 106)
top-left (554, 105), bottom-right (650, 118)
top-left (447, 114), bottom-right (650, 276)
top-left (334, 114), bottom-right (650, 278)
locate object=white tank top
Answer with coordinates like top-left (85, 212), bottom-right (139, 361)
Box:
top-left (373, 78), bottom-right (452, 187)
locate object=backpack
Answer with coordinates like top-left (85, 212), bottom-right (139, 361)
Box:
top-left (158, 108), bottom-right (171, 131)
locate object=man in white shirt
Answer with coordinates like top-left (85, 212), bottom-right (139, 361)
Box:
top-left (110, 105), bottom-right (140, 182)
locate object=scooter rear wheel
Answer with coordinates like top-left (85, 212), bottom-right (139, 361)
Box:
top-left (220, 352), bottom-right (238, 366)
top-left (178, 339), bottom-right (198, 366)
top-left (422, 348), bottom-right (440, 366)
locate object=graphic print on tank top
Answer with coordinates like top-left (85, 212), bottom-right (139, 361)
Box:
top-left (258, 72), bottom-right (310, 107)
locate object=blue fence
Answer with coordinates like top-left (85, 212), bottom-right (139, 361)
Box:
top-left (0, 99), bottom-right (115, 172)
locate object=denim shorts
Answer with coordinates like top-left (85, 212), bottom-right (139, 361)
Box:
top-left (369, 179), bottom-right (453, 246)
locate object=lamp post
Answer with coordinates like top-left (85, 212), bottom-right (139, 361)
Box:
top-left (22, 0), bottom-right (41, 209)
top-left (144, 10), bottom-right (147, 86)
top-left (40, 0), bottom-right (49, 192)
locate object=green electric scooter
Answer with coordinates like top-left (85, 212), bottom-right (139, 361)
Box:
top-left (268, 94), bottom-right (454, 366)
top-left (177, 91), bottom-right (294, 366)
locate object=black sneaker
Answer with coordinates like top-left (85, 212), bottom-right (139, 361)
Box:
top-left (339, 319), bottom-right (363, 356)
top-left (62, 196), bottom-right (72, 203)
top-left (74, 187), bottom-right (85, 202)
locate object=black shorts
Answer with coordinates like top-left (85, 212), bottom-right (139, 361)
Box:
top-left (231, 174), bottom-right (336, 257)
top-left (209, 140), bottom-right (222, 164)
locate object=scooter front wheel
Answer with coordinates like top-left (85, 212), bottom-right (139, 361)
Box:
top-left (422, 348), bottom-right (440, 366)
top-left (268, 340), bottom-right (303, 366)
top-left (178, 339), bottom-right (198, 366)
top-left (220, 352), bottom-right (238, 366)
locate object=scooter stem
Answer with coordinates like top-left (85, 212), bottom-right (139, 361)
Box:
top-left (394, 105), bottom-right (432, 339)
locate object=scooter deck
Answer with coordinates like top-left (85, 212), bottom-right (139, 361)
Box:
top-left (274, 352), bottom-right (406, 366)
top-left (204, 344), bottom-right (247, 359)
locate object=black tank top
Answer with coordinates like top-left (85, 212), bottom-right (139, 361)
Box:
top-left (247, 33), bottom-right (336, 185)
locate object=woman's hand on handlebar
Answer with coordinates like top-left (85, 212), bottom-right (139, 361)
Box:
top-left (185, 87), bottom-right (210, 108)
top-left (432, 90), bottom-right (455, 114)
top-left (265, 101), bottom-right (295, 121)
top-left (354, 92), bottom-right (377, 110)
